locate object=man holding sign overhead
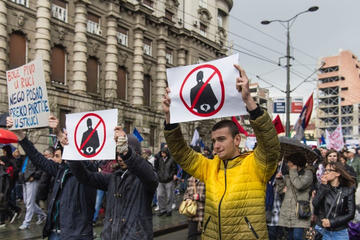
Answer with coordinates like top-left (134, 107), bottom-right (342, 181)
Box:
top-left (162, 62), bottom-right (280, 239)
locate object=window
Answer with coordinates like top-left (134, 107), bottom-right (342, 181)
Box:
top-left (117, 27), bottom-right (128, 47)
top-left (250, 88), bottom-right (257, 93)
top-left (124, 121), bottom-right (131, 134)
top-left (87, 13), bottom-right (101, 35)
top-left (166, 48), bottom-right (173, 64)
top-left (10, 0), bottom-right (28, 7)
top-left (319, 76), bottom-right (340, 84)
top-left (165, 10), bottom-right (173, 21)
top-left (9, 32), bottom-right (27, 70)
top-left (86, 57), bottom-right (99, 94)
top-left (59, 109), bottom-right (71, 130)
top-left (51, 0), bottom-right (67, 22)
top-left (200, 23), bottom-right (206, 37)
top-left (143, 74), bottom-right (151, 106)
top-left (51, 46), bottom-right (66, 84)
top-left (117, 66), bottom-right (127, 100)
top-left (199, 0), bottom-right (207, 8)
top-left (143, 38), bottom-right (152, 56)
top-left (319, 66), bottom-right (339, 73)
top-left (341, 87), bottom-right (348, 91)
top-left (217, 10), bottom-right (226, 28)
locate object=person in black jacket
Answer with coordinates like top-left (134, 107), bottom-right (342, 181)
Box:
top-left (7, 116), bottom-right (97, 240)
top-left (67, 126), bottom-right (159, 240)
top-left (313, 161), bottom-right (356, 240)
top-left (154, 147), bottom-right (177, 217)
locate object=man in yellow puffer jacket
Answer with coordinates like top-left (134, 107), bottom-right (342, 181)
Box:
top-left (162, 65), bottom-right (280, 240)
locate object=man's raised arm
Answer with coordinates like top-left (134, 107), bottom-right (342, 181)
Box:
top-left (233, 65), bottom-right (280, 183)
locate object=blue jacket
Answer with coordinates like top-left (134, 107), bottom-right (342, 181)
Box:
top-left (19, 137), bottom-right (96, 240)
top-left (68, 147), bottom-right (158, 240)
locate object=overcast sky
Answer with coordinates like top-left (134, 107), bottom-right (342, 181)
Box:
top-left (229, 0), bottom-right (360, 99)
top-left (228, 0), bottom-right (360, 123)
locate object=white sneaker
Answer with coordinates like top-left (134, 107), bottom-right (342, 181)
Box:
top-left (154, 206), bottom-right (159, 211)
top-left (18, 224), bottom-right (29, 230)
top-left (171, 203), bottom-right (176, 210)
top-left (0, 223), bottom-right (5, 228)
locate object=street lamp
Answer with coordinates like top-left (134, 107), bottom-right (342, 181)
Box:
top-left (261, 6), bottom-right (319, 137)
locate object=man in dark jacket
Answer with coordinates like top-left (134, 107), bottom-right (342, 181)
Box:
top-left (154, 147), bottom-right (177, 216)
top-left (68, 126), bottom-right (159, 240)
top-left (7, 116), bottom-right (97, 240)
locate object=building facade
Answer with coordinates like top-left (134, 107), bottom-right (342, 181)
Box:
top-left (0, 0), bottom-right (233, 151)
top-left (316, 50), bottom-right (360, 140)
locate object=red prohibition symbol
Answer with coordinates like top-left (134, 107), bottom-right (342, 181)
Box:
top-left (179, 64), bottom-right (225, 117)
top-left (74, 113), bottom-right (106, 158)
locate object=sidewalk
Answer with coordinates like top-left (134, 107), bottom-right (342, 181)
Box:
top-left (0, 208), bottom-right (187, 240)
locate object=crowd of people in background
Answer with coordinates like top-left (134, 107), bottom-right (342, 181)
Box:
top-left (267, 146), bottom-right (360, 240)
top-left (0, 63), bottom-right (359, 240)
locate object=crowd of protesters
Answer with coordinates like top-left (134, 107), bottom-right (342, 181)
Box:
top-left (0, 64), bottom-right (359, 240)
top-left (266, 146), bottom-right (360, 240)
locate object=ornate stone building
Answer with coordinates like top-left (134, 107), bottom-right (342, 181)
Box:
top-left (0, 0), bottom-right (232, 152)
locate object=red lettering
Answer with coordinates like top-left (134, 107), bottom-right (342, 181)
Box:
top-left (7, 69), bottom-right (20, 82)
top-left (24, 64), bottom-right (35, 76)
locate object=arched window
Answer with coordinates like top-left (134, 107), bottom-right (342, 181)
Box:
top-left (9, 32), bottom-right (26, 69)
top-left (51, 45), bottom-right (66, 84)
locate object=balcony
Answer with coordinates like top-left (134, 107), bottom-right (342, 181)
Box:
top-left (52, 4), bottom-right (67, 22)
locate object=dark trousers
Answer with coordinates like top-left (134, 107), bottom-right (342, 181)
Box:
top-left (188, 220), bottom-right (201, 240)
top-left (268, 225), bottom-right (284, 240)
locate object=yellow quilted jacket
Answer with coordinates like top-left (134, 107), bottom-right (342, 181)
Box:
top-left (164, 111), bottom-right (280, 240)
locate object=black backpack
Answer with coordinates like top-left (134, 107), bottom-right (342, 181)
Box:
top-left (0, 166), bottom-right (11, 211)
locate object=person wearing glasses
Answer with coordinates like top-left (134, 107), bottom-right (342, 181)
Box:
top-left (312, 162), bottom-right (356, 240)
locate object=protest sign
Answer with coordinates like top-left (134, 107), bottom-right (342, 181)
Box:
top-left (6, 58), bottom-right (50, 129)
top-left (166, 54), bottom-right (247, 123)
top-left (62, 109), bottom-right (118, 160)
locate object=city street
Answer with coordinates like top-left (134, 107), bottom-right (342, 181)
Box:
top-left (0, 210), bottom-right (188, 240)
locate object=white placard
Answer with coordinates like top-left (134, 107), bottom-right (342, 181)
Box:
top-left (166, 54), bottom-right (247, 123)
top-left (7, 58), bottom-right (50, 129)
top-left (62, 109), bottom-right (118, 160)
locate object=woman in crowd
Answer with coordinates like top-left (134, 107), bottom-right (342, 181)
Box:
top-left (183, 176), bottom-right (205, 240)
top-left (312, 161), bottom-right (356, 240)
top-left (276, 152), bottom-right (313, 240)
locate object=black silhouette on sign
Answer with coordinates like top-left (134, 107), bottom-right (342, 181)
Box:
top-left (190, 71), bottom-right (218, 113)
top-left (80, 118), bottom-right (100, 155)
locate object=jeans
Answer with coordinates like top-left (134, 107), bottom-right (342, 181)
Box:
top-left (287, 227), bottom-right (304, 240)
top-left (93, 190), bottom-right (104, 222)
top-left (48, 232), bottom-right (61, 240)
top-left (158, 182), bottom-right (174, 213)
top-left (315, 225), bottom-right (349, 240)
top-left (22, 181), bottom-right (46, 226)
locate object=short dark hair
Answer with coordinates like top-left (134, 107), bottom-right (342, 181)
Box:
top-left (212, 120), bottom-right (239, 138)
top-left (287, 152), bottom-right (306, 168)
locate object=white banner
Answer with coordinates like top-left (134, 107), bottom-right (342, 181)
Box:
top-left (62, 109), bottom-right (118, 160)
top-left (7, 58), bottom-right (50, 129)
top-left (166, 54), bottom-right (247, 123)
top-left (326, 125), bottom-right (344, 151)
